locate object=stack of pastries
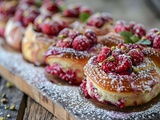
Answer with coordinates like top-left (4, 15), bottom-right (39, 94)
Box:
top-left (0, 0), bottom-right (160, 108)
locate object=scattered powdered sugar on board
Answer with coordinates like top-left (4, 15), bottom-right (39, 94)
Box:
top-left (0, 40), bottom-right (160, 120)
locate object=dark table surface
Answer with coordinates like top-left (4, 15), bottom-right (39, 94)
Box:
top-left (0, 0), bottom-right (160, 120)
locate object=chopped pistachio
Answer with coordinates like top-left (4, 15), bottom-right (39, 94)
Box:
top-left (98, 62), bottom-right (102, 66)
top-left (141, 36), bottom-right (146, 40)
top-left (0, 117), bottom-right (6, 120)
top-left (58, 35), bottom-right (65, 39)
top-left (10, 105), bottom-right (15, 110)
top-left (6, 82), bottom-right (12, 88)
top-left (4, 105), bottom-right (8, 110)
top-left (111, 46), bottom-right (116, 51)
top-left (156, 31), bottom-right (160, 35)
top-left (2, 93), bottom-right (6, 98)
top-left (7, 114), bottom-right (11, 118)
top-left (121, 46), bottom-right (126, 50)
top-left (107, 56), bottom-right (115, 62)
top-left (1, 98), bottom-right (7, 104)
top-left (133, 67), bottom-right (139, 73)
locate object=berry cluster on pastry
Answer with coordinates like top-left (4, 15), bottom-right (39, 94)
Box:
top-left (81, 43), bottom-right (160, 108)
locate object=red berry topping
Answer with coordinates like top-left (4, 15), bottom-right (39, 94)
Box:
top-left (72, 35), bottom-right (90, 51)
top-left (102, 62), bottom-right (115, 73)
top-left (128, 49), bottom-right (144, 66)
top-left (69, 30), bottom-right (82, 40)
top-left (79, 6), bottom-right (92, 15)
top-left (84, 30), bottom-right (97, 46)
top-left (34, 14), bottom-right (50, 31)
top-left (101, 12), bottom-right (113, 23)
top-left (128, 21), bottom-right (136, 30)
top-left (128, 44), bottom-right (143, 51)
top-left (97, 47), bottom-right (111, 62)
top-left (56, 38), bottom-right (72, 48)
top-left (14, 9), bottom-right (24, 22)
top-left (41, 19), bottom-right (61, 35)
top-left (114, 20), bottom-right (130, 33)
top-left (80, 80), bottom-right (90, 98)
top-left (63, 8), bottom-right (79, 17)
top-left (115, 55), bottom-right (132, 73)
top-left (87, 15), bottom-right (104, 28)
top-left (112, 49), bottom-right (126, 57)
top-left (23, 12), bottom-right (38, 27)
top-left (58, 28), bottom-right (71, 38)
top-left (153, 35), bottom-right (160, 49)
top-left (146, 28), bottom-right (159, 44)
top-left (133, 24), bottom-right (146, 38)
top-left (45, 1), bottom-right (59, 12)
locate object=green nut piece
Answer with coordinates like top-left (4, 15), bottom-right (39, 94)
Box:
top-left (6, 82), bottom-right (12, 88)
top-left (1, 98), bottom-right (7, 104)
top-left (10, 105), bottom-right (15, 110)
top-left (107, 56), bottom-right (115, 62)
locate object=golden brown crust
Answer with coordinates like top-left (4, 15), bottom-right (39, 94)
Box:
top-left (98, 32), bottom-right (124, 47)
top-left (84, 56), bottom-right (160, 93)
top-left (22, 24), bottom-right (56, 65)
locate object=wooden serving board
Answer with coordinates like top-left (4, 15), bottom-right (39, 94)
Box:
top-left (0, 39), bottom-right (160, 120)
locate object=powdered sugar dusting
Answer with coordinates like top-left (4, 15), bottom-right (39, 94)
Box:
top-left (0, 40), bottom-right (160, 119)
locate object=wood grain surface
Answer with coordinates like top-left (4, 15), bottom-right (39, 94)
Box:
top-left (23, 97), bottom-right (58, 120)
top-left (0, 76), bottom-right (25, 120)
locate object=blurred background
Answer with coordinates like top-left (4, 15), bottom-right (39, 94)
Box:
top-left (66, 0), bottom-right (160, 29)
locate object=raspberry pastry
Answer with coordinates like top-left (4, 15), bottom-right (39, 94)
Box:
top-left (45, 28), bottom-right (103, 85)
top-left (81, 12), bottom-right (114, 36)
top-left (5, 2), bottom-right (40, 51)
top-left (81, 43), bottom-right (160, 108)
top-left (142, 28), bottom-right (160, 66)
top-left (53, 5), bottom-right (92, 25)
top-left (0, 1), bottom-right (18, 37)
top-left (22, 15), bottom-right (67, 65)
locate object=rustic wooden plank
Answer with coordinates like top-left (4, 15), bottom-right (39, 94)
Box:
top-left (23, 97), bottom-right (58, 120)
top-left (0, 76), bottom-right (25, 120)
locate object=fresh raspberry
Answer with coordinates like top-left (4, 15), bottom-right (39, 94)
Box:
top-left (23, 12), bottom-right (38, 27)
top-left (69, 30), bottom-right (82, 40)
top-left (115, 20), bottom-right (126, 25)
top-left (79, 6), bottom-right (92, 15)
top-left (34, 14), bottom-right (50, 31)
top-left (97, 47), bottom-right (111, 62)
top-left (14, 9), bottom-right (24, 22)
top-left (84, 30), bottom-right (97, 46)
top-left (87, 15), bottom-right (104, 28)
top-left (45, 1), bottom-right (59, 12)
top-left (101, 12), bottom-right (113, 23)
top-left (41, 19), bottom-right (60, 35)
top-left (114, 21), bottom-right (130, 33)
top-left (63, 8), bottom-right (79, 17)
top-left (146, 28), bottom-right (159, 44)
top-left (58, 28), bottom-right (71, 38)
top-left (56, 38), bottom-right (72, 48)
top-left (101, 62), bottom-right (115, 73)
top-left (58, 20), bottom-right (68, 31)
top-left (117, 43), bottom-right (128, 49)
top-left (72, 35), bottom-right (90, 51)
top-left (115, 55), bottom-right (132, 73)
top-left (128, 44), bottom-right (143, 51)
top-left (128, 21), bottom-right (136, 31)
top-left (133, 24), bottom-right (146, 38)
top-left (128, 49), bottom-right (144, 66)
top-left (112, 49), bottom-right (126, 57)
top-left (153, 35), bottom-right (160, 49)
